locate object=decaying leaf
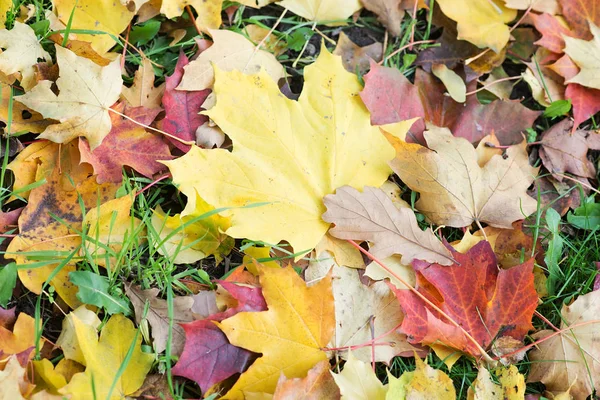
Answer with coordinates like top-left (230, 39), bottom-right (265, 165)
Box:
top-left (218, 265), bottom-right (335, 398)
top-left (165, 49), bottom-right (399, 256)
top-left (126, 285), bottom-right (194, 355)
top-left (16, 45), bottom-right (123, 150)
top-left (394, 241), bottom-right (538, 357)
top-left (178, 29), bottom-right (284, 91)
top-left (387, 355), bottom-right (456, 399)
top-left (306, 255), bottom-right (420, 363)
top-left (333, 32), bottom-right (383, 75)
top-left (468, 365), bottom-right (525, 399)
top-left (121, 58), bottom-right (165, 109)
top-left (386, 126), bottom-right (538, 228)
top-left (323, 185), bottom-right (453, 265)
top-left (528, 290), bottom-right (600, 399)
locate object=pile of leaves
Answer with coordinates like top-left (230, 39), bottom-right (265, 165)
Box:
top-left (0, 0), bottom-right (599, 399)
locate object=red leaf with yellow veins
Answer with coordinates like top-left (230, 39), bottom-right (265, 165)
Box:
top-left (162, 52), bottom-right (210, 152)
top-left (79, 103), bottom-right (172, 184)
top-left (392, 241), bottom-right (538, 357)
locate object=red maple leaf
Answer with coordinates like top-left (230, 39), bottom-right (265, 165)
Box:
top-left (392, 241), bottom-right (538, 357)
top-left (79, 103), bottom-right (172, 184)
top-left (172, 282), bottom-right (266, 394)
top-left (161, 52), bottom-right (210, 152)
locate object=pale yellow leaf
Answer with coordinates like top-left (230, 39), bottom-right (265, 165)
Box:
top-left (468, 365), bottom-right (525, 400)
top-left (331, 352), bottom-right (387, 400)
top-left (0, 22), bottom-right (50, 88)
top-left (160, 0), bottom-right (222, 32)
top-left (56, 306), bottom-right (101, 366)
top-left (563, 22), bottom-right (600, 90)
top-left (432, 64), bottom-right (466, 103)
top-left (278, 0), bottom-right (362, 23)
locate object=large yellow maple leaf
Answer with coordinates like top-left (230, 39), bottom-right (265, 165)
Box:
top-left (60, 313), bottom-right (153, 400)
top-left (564, 22), bottom-right (600, 90)
top-left (160, 0), bottom-right (222, 32)
top-left (218, 265), bottom-right (334, 399)
top-left (164, 48), bottom-right (396, 256)
top-left (16, 45), bottom-right (122, 150)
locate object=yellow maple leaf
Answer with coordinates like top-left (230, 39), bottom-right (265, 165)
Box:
top-left (16, 45), bottom-right (123, 150)
top-left (218, 265), bottom-right (335, 398)
top-left (0, 312), bottom-right (36, 355)
top-left (60, 313), bottom-right (153, 400)
top-left (564, 22), bottom-right (600, 90)
top-left (386, 356), bottom-right (456, 399)
top-left (165, 48), bottom-right (397, 256)
top-left (468, 365), bottom-right (525, 400)
top-left (160, 0), bottom-right (222, 32)
top-left (150, 194), bottom-right (234, 264)
top-left (436, 0), bottom-right (516, 53)
top-left (53, 0), bottom-right (134, 55)
top-left (177, 29), bottom-right (284, 91)
top-left (0, 22), bottom-right (50, 89)
top-left (385, 126), bottom-right (538, 229)
top-left (82, 194), bottom-right (145, 268)
top-left (32, 358), bottom-right (84, 394)
top-left (331, 352), bottom-right (387, 400)
top-left (0, 85), bottom-right (51, 135)
top-left (278, 0), bottom-right (362, 23)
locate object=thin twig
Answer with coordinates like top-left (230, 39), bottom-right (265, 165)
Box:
top-left (186, 5), bottom-right (203, 36)
top-left (466, 76), bottom-right (521, 96)
top-left (381, 40), bottom-right (436, 64)
top-left (108, 108), bottom-right (195, 146)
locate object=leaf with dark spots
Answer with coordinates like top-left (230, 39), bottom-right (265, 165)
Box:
top-left (79, 103), bottom-right (172, 184)
top-left (161, 52), bottom-right (210, 152)
top-left (5, 166), bottom-right (118, 308)
top-left (392, 241), bottom-right (538, 357)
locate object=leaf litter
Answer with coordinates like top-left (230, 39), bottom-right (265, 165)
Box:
top-left (0, 0), bottom-right (599, 399)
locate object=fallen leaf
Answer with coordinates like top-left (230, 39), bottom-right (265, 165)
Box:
top-left (0, 22), bottom-right (50, 89)
top-left (539, 119), bottom-right (600, 179)
top-left (314, 234), bottom-right (364, 269)
top-left (273, 360), bottom-right (340, 400)
top-left (121, 58), bottom-right (165, 109)
top-left (125, 285), bottom-right (194, 355)
top-left (531, 13), bottom-right (572, 53)
top-left (150, 195), bottom-right (234, 264)
top-left (387, 355), bottom-right (456, 399)
top-left (386, 126), bottom-right (539, 228)
top-left (436, 0), bottom-right (517, 53)
top-left (559, 0), bottom-right (600, 39)
top-left (218, 265), bottom-right (335, 398)
top-left (0, 208), bottom-right (22, 234)
top-left (331, 352), bottom-right (387, 400)
top-left (563, 22), bottom-right (600, 90)
top-left (323, 185), bottom-right (453, 265)
top-left (333, 32), bottom-right (382, 75)
top-left (0, 355), bottom-right (34, 399)
top-left (160, 0), bottom-right (222, 32)
top-left (277, 0), bottom-right (362, 22)
top-left (53, 0), bottom-right (134, 54)
top-left (82, 194), bottom-right (144, 266)
top-left (244, 24), bottom-right (286, 56)
top-left (165, 49), bottom-right (397, 256)
top-left (393, 241), bottom-right (538, 357)
top-left (306, 256), bottom-right (420, 363)
top-left (16, 45), bottom-right (123, 150)
top-left (173, 282), bottom-right (266, 394)
top-left (178, 29), bottom-right (284, 91)
top-left (432, 63), bottom-right (466, 102)
top-left (0, 312), bottom-right (36, 355)
top-left (565, 83), bottom-right (600, 130)
top-left (468, 365), bottom-right (525, 399)
top-left (503, 0), bottom-right (559, 13)
top-left (162, 52), bottom-right (210, 152)
top-left (60, 313), bottom-right (153, 400)
top-left (56, 306), bottom-right (101, 366)
top-left (32, 358), bottom-right (84, 395)
top-left (0, 85), bottom-right (51, 134)
top-left (360, 0), bottom-right (415, 37)
top-left (79, 103), bottom-right (170, 184)
top-left (528, 289), bottom-right (600, 399)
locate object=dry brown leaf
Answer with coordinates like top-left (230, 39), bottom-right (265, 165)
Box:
top-left (322, 185), bottom-right (454, 265)
top-left (386, 126), bottom-right (539, 228)
top-left (528, 290), bottom-right (600, 399)
top-left (273, 360), bottom-right (340, 400)
top-left (125, 285), bottom-right (194, 355)
top-left (121, 58), bottom-right (165, 109)
top-left (333, 32), bottom-right (382, 75)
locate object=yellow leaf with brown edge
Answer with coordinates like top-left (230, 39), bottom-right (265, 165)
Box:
top-left (0, 312), bottom-right (36, 355)
top-left (82, 194), bottom-right (145, 268)
top-left (150, 194), bottom-right (234, 264)
top-left (385, 126), bottom-right (538, 229)
top-left (53, 0), bottom-right (134, 55)
top-left (59, 313), bottom-right (153, 400)
top-left (160, 0), bottom-right (222, 32)
top-left (5, 167), bottom-right (118, 308)
top-left (218, 265), bottom-right (335, 399)
top-left (165, 48), bottom-right (397, 258)
top-left (273, 360), bottom-right (340, 399)
top-left (16, 45), bottom-right (123, 150)
top-left (436, 0), bottom-right (516, 53)
top-left (0, 85), bottom-right (52, 135)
